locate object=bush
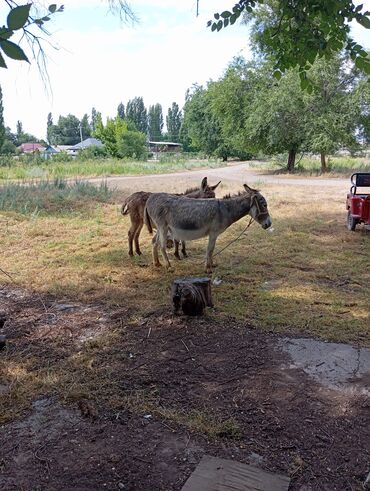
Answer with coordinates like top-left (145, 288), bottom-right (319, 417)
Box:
top-left (1, 140), bottom-right (17, 155)
top-left (17, 153), bottom-right (45, 166)
top-left (117, 131), bottom-right (147, 160)
top-left (49, 151), bottom-right (73, 163)
top-left (77, 145), bottom-right (108, 160)
top-left (0, 179), bottom-right (115, 216)
top-left (0, 155), bottom-right (14, 167)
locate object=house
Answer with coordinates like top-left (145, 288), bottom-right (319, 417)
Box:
top-left (69, 138), bottom-right (103, 152)
top-left (42, 145), bottom-right (59, 160)
top-left (148, 141), bottom-right (183, 154)
top-left (18, 143), bottom-right (46, 154)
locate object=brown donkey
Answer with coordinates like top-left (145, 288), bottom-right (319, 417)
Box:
top-left (121, 177), bottom-right (221, 257)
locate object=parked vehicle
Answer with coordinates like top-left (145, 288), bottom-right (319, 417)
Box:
top-left (346, 173), bottom-right (370, 231)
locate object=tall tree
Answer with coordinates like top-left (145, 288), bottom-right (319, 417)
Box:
top-left (183, 86), bottom-right (229, 159)
top-left (91, 108), bottom-right (99, 133)
top-left (148, 104), bottom-right (163, 141)
top-left (126, 97), bottom-right (148, 134)
top-left (117, 102), bottom-right (125, 119)
top-left (16, 120), bottom-right (23, 140)
top-left (304, 56), bottom-right (360, 171)
top-left (80, 114), bottom-right (92, 140)
top-left (47, 112), bottom-right (54, 144)
top-left (52, 114), bottom-right (81, 145)
top-left (0, 86), bottom-right (4, 151)
top-left (166, 102), bottom-right (182, 142)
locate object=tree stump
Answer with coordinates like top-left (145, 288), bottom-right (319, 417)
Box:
top-left (0, 335), bottom-right (6, 350)
top-left (171, 277), bottom-right (213, 316)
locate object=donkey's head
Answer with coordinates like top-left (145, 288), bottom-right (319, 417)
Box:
top-left (243, 184), bottom-right (272, 229)
top-left (200, 177), bottom-right (221, 198)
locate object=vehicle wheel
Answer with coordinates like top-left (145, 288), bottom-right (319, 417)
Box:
top-left (347, 211), bottom-right (357, 231)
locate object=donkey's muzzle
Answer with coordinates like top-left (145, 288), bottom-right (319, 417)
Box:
top-left (262, 218), bottom-right (272, 229)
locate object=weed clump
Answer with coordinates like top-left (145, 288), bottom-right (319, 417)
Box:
top-left (0, 179), bottom-right (115, 216)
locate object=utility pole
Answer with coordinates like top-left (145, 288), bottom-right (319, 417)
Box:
top-left (79, 122), bottom-right (83, 143)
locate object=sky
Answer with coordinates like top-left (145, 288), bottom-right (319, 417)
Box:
top-left (1, 0), bottom-right (370, 140)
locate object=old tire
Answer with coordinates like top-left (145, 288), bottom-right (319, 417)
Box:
top-left (347, 211), bottom-right (357, 231)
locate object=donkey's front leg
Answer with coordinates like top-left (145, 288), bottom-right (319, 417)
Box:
top-left (174, 240), bottom-right (181, 260)
top-left (181, 241), bottom-right (188, 258)
top-left (205, 234), bottom-right (218, 273)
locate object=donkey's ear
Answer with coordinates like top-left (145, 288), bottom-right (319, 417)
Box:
top-left (243, 183), bottom-right (258, 194)
top-left (210, 180), bottom-right (221, 191)
top-left (201, 177), bottom-right (208, 190)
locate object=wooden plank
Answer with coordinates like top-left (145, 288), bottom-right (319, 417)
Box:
top-left (181, 455), bottom-right (290, 491)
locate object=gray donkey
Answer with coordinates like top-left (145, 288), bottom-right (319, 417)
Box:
top-left (144, 184), bottom-right (272, 273)
top-left (121, 177), bottom-right (221, 257)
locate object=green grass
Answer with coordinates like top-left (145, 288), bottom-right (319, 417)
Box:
top-left (0, 157), bottom-right (223, 181)
top-left (268, 155), bottom-right (370, 175)
top-left (0, 182), bottom-right (368, 347)
top-left (0, 179), bottom-right (116, 216)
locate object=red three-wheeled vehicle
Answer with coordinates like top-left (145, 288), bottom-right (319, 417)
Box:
top-left (346, 173), bottom-right (370, 231)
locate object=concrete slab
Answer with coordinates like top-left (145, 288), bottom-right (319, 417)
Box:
top-left (181, 455), bottom-right (290, 491)
top-left (279, 337), bottom-right (370, 396)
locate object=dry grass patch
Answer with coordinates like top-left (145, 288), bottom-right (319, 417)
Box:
top-left (0, 182), bottom-right (369, 345)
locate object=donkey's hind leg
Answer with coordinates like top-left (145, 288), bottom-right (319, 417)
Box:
top-left (128, 222), bottom-right (137, 257)
top-left (159, 229), bottom-right (172, 270)
top-left (152, 233), bottom-right (161, 267)
top-left (205, 234), bottom-right (218, 273)
top-left (134, 221), bottom-right (143, 255)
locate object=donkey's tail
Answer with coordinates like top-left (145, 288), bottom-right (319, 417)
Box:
top-left (121, 200), bottom-right (130, 215)
top-left (144, 205), bottom-right (153, 234)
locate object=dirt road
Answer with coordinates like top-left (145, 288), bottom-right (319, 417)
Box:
top-left (90, 162), bottom-right (348, 193)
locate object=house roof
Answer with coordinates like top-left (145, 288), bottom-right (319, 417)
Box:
top-left (19, 143), bottom-right (45, 152)
top-left (149, 141), bottom-right (182, 146)
top-left (70, 138), bottom-right (103, 150)
top-left (43, 145), bottom-right (59, 153)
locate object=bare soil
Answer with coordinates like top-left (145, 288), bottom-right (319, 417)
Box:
top-left (0, 286), bottom-right (369, 490)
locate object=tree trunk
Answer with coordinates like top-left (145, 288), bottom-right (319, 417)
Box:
top-left (320, 152), bottom-right (327, 173)
top-left (287, 149), bottom-right (296, 172)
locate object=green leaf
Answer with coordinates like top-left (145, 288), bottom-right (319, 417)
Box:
top-left (230, 14), bottom-right (237, 25)
top-left (214, 13), bottom-right (220, 20)
top-left (48, 4), bottom-right (57, 13)
top-left (0, 39), bottom-right (29, 62)
top-left (42, 16), bottom-right (51, 22)
top-left (221, 11), bottom-right (231, 18)
top-left (7, 4), bottom-right (31, 30)
top-left (273, 70), bottom-right (282, 80)
top-left (306, 84), bottom-right (313, 94)
top-left (355, 56), bottom-right (370, 74)
top-left (207, 20), bottom-right (212, 27)
top-left (0, 27), bottom-right (13, 40)
top-left (0, 52), bottom-right (7, 68)
top-left (356, 15), bottom-right (370, 28)
top-left (223, 18), bottom-right (229, 27)
top-left (358, 49), bottom-right (369, 57)
top-left (356, 4), bottom-right (363, 12)
top-left (211, 23), bottom-right (217, 32)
